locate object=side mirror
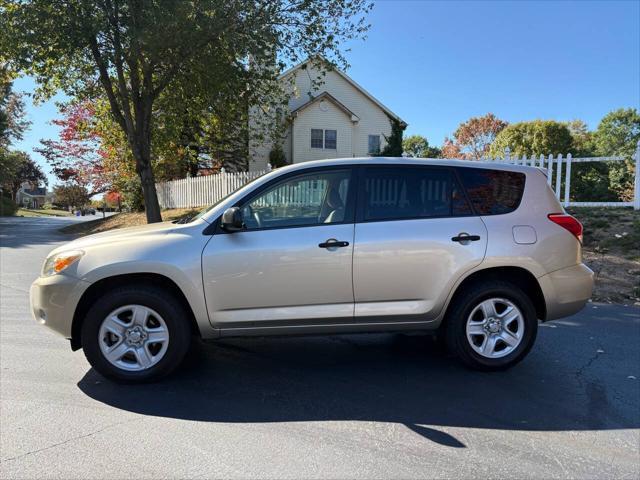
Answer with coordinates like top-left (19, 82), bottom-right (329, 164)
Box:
top-left (221, 207), bottom-right (244, 232)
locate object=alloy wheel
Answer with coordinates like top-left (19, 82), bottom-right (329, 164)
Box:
top-left (98, 304), bottom-right (170, 371)
top-left (465, 298), bottom-right (525, 359)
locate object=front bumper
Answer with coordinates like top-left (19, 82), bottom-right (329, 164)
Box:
top-left (538, 263), bottom-right (594, 320)
top-left (30, 274), bottom-right (91, 338)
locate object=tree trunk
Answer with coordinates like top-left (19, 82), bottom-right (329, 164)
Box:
top-left (130, 108), bottom-right (162, 223)
top-left (137, 160), bottom-right (162, 223)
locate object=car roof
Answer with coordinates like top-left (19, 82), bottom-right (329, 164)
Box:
top-left (276, 157), bottom-right (540, 174)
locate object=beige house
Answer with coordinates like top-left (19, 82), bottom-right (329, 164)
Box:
top-left (249, 59), bottom-right (407, 171)
top-left (16, 182), bottom-right (53, 209)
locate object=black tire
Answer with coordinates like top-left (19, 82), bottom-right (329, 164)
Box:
top-left (444, 280), bottom-right (538, 371)
top-left (81, 284), bottom-right (192, 383)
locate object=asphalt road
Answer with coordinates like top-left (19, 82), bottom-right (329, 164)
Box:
top-left (1, 215), bottom-right (639, 479)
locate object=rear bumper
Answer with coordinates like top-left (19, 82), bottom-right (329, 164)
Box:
top-left (538, 263), bottom-right (594, 320)
top-left (30, 274), bottom-right (91, 339)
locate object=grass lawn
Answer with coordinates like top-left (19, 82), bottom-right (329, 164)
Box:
top-left (58, 206), bottom-right (639, 305)
top-left (59, 208), bottom-right (200, 235)
top-left (16, 208), bottom-right (74, 217)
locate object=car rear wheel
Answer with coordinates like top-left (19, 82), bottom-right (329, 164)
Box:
top-left (445, 280), bottom-right (538, 370)
top-left (81, 285), bottom-right (191, 383)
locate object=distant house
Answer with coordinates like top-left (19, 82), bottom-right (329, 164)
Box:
top-left (249, 58), bottom-right (407, 171)
top-left (16, 182), bottom-right (53, 208)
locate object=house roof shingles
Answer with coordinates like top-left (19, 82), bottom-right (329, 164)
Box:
top-left (23, 188), bottom-right (47, 197)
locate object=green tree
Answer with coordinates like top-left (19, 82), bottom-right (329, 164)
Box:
top-left (53, 184), bottom-right (89, 210)
top-left (402, 134), bottom-right (441, 158)
top-left (379, 118), bottom-right (406, 157)
top-left (0, 147), bottom-right (21, 187)
top-left (490, 120), bottom-right (573, 157)
top-left (561, 119), bottom-right (612, 202)
top-left (564, 119), bottom-right (595, 157)
top-left (592, 108), bottom-right (640, 158)
top-left (1, 151), bottom-right (47, 199)
top-left (0, 68), bottom-right (9, 142)
top-left (592, 108), bottom-right (640, 201)
top-left (0, 65), bottom-right (29, 147)
top-left (2, 0), bottom-right (372, 223)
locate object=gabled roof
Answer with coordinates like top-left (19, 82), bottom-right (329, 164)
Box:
top-left (279, 58), bottom-right (407, 127)
top-left (290, 92), bottom-right (360, 123)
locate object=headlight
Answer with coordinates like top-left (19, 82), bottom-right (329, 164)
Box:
top-left (41, 250), bottom-right (84, 277)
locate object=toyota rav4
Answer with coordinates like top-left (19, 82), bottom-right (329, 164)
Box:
top-left (30, 158), bottom-right (594, 382)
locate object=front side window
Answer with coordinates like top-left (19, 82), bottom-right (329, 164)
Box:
top-left (324, 129), bottom-right (337, 149)
top-left (360, 166), bottom-right (471, 221)
top-left (368, 135), bottom-right (380, 154)
top-left (311, 129), bottom-right (324, 148)
top-left (457, 168), bottom-right (525, 215)
top-left (241, 169), bottom-right (352, 230)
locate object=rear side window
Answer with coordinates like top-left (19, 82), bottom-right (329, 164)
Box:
top-left (360, 166), bottom-right (472, 221)
top-left (457, 168), bottom-right (525, 215)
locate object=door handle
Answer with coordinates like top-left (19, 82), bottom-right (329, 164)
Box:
top-left (319, 239), bottom-right (350, 248)
top-left (451, 233), bottom-right (481, 243)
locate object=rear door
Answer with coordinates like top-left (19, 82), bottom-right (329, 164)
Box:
top-left (352, 165), bottom-right (487, 321)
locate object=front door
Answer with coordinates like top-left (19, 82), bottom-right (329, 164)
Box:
top-left (353, 165), bottom-right (488, 321)
top-left (202, 167), bottom-right (355, 329)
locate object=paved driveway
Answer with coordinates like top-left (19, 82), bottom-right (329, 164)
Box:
top-left (1, 215), bottom-right (639, 479)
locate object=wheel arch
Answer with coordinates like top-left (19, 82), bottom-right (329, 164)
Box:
top-left (443, 266), bottom-right (546, 325)
top-left (71, 273), bottom-right (200, 351)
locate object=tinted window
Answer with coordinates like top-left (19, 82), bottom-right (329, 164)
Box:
top-left (457, 168), bottom-right (525, 215)
top-left (241, 169), bottom-right (351, 230)
top-left (360, 167), bottom-right (471, 221)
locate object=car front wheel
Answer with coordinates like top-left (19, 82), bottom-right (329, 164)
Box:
top-left (81, 285), bottom-right (192, 383)
top-left (445, 280), bottom-right (538, 370)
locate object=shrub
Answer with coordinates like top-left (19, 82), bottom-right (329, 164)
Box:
top-left (269, 144), bottom-right (288, 168)
top-left (379, 117), bottom-right (405, 157)
top-left (119, 176), bottom-right (145, 212)
top-left (0, 196), bottom-right (18, 216)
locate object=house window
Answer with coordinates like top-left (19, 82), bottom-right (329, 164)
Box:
top-left (324, 130), bottom-right (337, 150)
top-left (368, 135), bottom-right (381, 154)
top-left (311, 129), bottom-right (338, 150)
top-left (311, 129), bottom-right (324, 148)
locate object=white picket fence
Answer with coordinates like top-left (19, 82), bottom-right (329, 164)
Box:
top-left (156, 167), bottom-right (271, 209)
top-left (156, 141), bottom-right (640, 210)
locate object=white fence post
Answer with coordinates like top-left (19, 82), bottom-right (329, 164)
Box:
top-left (186, 173), bottom-right (192, 208)
top-left (634, 140), bottom-right (640, 210)
top-left (504, 147), bottom-right (511, 164)
top-left (555, 154), bottom-right (563, 199)
top-left (564, 153), bottom-right (572, 207)
top-left (547, 154), bottom-right (554, 186)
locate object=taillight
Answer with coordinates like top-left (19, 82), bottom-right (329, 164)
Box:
top-left (548, 213), bottom-right (583, 242)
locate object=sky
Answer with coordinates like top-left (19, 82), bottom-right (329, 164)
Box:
top-left (12, 0), bottom-right (640, 186)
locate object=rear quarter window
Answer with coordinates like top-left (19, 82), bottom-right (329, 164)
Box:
top-left (457, 168), bottom-right (525, 215)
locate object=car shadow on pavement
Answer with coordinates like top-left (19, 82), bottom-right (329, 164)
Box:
top-left (77, 331), bottom-right (639, 448)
